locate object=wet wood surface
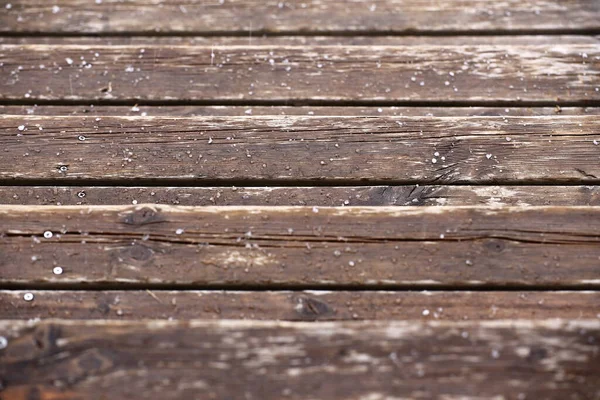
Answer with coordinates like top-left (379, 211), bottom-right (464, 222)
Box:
top-left (1, 205), bottom-right (600, 288)
top-left (0, 185), bottom-right (599, 206)
top-left (4, 105), bottom-right (600, 117)
top-left (0, 319), bottom-right (598, 400)
top-left (1, 44), bottom-right (599, 103)
top-left (2, 2), bottom-right (600, 396)
top-left (3, 0), bottom-right (599, 34)
top-left (2, 115), bottom-right (600, 184)
top-left (3, 35), bottom-right (600, 46)
top-left (1, 290), bottom-right (599, 320)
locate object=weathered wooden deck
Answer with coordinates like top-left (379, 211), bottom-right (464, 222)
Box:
top-left (1, 1), bottom-right (600, 399)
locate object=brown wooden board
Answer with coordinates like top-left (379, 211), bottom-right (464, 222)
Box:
top-left (1, 205), bottom-right (600, 288)
top-left (2, 35), bottom-right (599, 46)
top-left (2, 0), bottom-right (599, 34)
top-left (0, 319), bottom-right (598, 399)
top-left (2, 105), bottom-right (599, 117)
top-left (1, 290), bottom-right (599, 320)
top-left (2, 115), bottom-right (600, 184)
top-left (1, 45), bottom-right (599, 103)
top-left (1, 186), bottom-right (599, 206)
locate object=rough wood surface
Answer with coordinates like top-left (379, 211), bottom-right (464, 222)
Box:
top-left (1, 290), bottom-right (599, 320)
top-left (2, 0), bottom-right (599, 34)
top-left (1, 205), bottom-right (600, 288)
top-left (2, 115), bottom-right (600, 184)
top-left (1, 185), bottom-right (599, 206)
top-left (2, 45), bottom-right (599, 103)
top-left (3, 35), bottom-right (599, 46)
top-left (0, 319), bottom-right (598, 399)
top-left (3, 105), bottom-right (599, 117)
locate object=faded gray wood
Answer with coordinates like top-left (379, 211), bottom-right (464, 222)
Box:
top-left (1, 205), bottom-right (600, 287)
top-left (1, 45), bottom-right (599, 102)
top-left (0, 319), bottom-right (598, 399)
top-left (1, 290), bottom-right (599, 320)
top-left (2, 115), bottom-right (600, 184)
top-left (0, 186), bottom-right (599, 206)
top-left (2, 0), bottom-right (599, 34)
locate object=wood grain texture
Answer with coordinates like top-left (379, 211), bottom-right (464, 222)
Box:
top-left (2, 45), bottom-right (599, 103)
top-left (1, 205), bottom-right (600, 288)
top-left (2, 115), bottom-right (600, 184)
top-left (1, 290), bottom-right (599, 320)
top-left (3, 105), bottom-right (600, 117)
top-left (0, 319), bottom-right (598, 399)
top-left (3, 35), bottom-right (599, 46)
top-left (1, 186), bottom-right (599, 206)
top-left (2, 0), bottom-right (599, 34)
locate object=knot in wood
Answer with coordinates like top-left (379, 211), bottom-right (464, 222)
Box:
top-left (120, 206), bottom-right (163, 226)
top-left (126, 243), bottom-right (155, 262)
top-left (295, 296), bottom-right (334, 320)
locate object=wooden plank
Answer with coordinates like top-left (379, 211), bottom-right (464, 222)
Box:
top-left (3, 105), bottom-right (600, 117)
top-left (0, 319), bottom-right (598, 399)
top-left (1, 290), bottom-right (598, 320)
top-left (2, 115), bottom-right (600, 184)
top-left (1, 186), bottom-right (599, 206)
top-left (1, 45), bottom-right (599, 103)
top-left (1, 205), bottom-right (600, 288)
top-left (2, 0), bottom-right (599, 34)
top-left (2, 35), bottom-right (599, 46)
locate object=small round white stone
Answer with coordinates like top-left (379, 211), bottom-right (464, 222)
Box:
top-left (23, 292), bottom-right (34, 301)
top-left (175, 228), bottom-right (184, 235)
top-left (0, 336), bottom-right (7, 350)
top-left (53, 266), bottom-right (63, 275)
top-left (43, 231), bottom-right (53, 239)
